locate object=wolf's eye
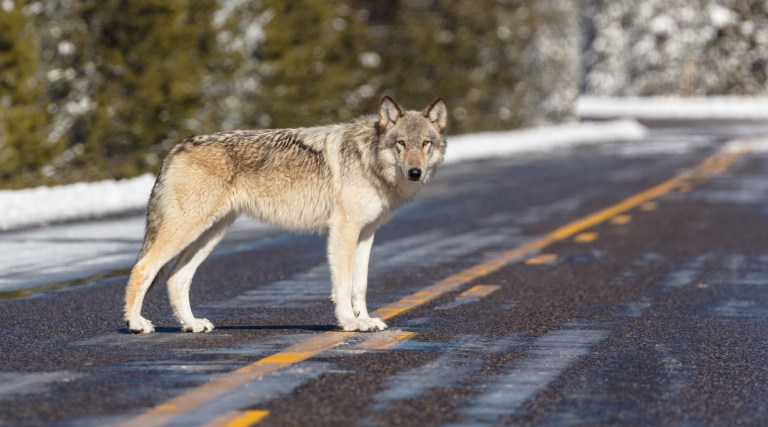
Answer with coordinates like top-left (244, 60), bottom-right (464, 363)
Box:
top-left (422, 140), bottom-right (431, 148)
top-left (396, 140), bottom-right (405, 150)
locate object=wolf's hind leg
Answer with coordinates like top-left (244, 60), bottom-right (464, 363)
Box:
top-left (167, 215), bottom-right (234, 333)
top-left (125, 209), bottom-right (227, 333)
top-left (125, 259), bottom-right (163, 334)
top-left (125, 237), bottom-right (188, 334)
top-left (351, 225), bottom-right (387, 331)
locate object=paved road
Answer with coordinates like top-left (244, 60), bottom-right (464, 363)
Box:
top-left (2, 122), bottom-right (768, 426)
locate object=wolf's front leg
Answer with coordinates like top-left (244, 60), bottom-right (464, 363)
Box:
top-left (351, 225), bottom-right (387, 331)
top-left (328, 217), bottom-right (383, 332)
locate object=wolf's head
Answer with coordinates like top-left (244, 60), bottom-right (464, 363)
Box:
top-left (376, 96), bottom-right (447, 184)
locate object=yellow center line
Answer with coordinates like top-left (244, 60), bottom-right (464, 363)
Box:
top-left (206, 410), bottom-right (270, 427)
top-left (640, 201), bottom-right (658, 211)
top-left (205, 410), bottom-right (269, 427)
top-left (610, 214), bottom-right (632, 225)
top-left (574, 232), bottom-right (599, 243)
top-left (118, 137), bottom-right (758, 427)
top-left (118, 332), bottom-right (348, 427)
top-left (525, 253), bottom-right (558, 265)
top-left (459, 284), bottom-right (501, 298)
top-left (354, 330), bottom-right (418, 350)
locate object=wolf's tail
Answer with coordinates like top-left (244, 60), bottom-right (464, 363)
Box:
top-left (134, 162), bottom-right (172, 291)
top-left (137, 173), bottom-right (164, 261)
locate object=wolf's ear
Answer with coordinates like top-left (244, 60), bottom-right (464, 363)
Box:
top-left (379, 96), bottom-right (404, 128)
top-left (424, 97), bottom-right (447, 133)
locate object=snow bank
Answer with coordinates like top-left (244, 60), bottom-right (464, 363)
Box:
top-left (0, 174), bottom-right (156, 231)
top-left (444, 119), bottom-right (646, 164)
top-left (0, 119), bottom-right (645, 231)
top-left (577, 96), bottom-right (768, 120)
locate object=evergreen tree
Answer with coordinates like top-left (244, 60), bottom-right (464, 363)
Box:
top-left (74, 0), bottom-right (224, 179)
top-left (0, 2), bottom-right (60, 187)
top-left (582, 0), bottom-right (768, 96)
top-left (256, 0), bottom-right (379, 128)
top-left (253, 0), bottom-right (580, 134)
top-left (699, 0), bottom-right (768, 94)
top-left (16, 0), bottom-right (228, 184)
top-left (366, 0), bottom-right (577, 133)
top-left (201, 0), bottom-right (270, 131)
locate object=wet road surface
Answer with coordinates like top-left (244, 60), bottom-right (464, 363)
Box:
top-left (2, 122), bottom-right (768, 426)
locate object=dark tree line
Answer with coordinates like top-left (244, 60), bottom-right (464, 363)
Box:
top-left (7, 0), bottom-right (765, 189)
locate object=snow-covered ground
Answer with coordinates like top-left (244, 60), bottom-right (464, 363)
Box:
top-left (577, 96), bottom-right (768, 120)
top-left (0, 119), bottom-right (646, 232)
top-left (0, 174), bottom-right (156, 232)
top-left (445, 119), bottom-right (645, 164)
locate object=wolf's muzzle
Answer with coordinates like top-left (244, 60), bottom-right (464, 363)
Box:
top-left (407, 168), bottom-right (422, 181)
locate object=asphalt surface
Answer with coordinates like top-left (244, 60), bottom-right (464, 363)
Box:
top-left (2, 121), bottom-right (768, 426)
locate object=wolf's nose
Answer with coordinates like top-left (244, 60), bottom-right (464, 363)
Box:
top-left (407, 168), bottom-right (422, 181)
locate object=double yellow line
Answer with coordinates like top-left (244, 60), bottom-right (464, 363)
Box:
top-left (118, 138), bottom-right (756, 427)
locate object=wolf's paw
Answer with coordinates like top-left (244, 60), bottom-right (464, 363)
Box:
top-left (127, 316), bottom-right (155, 334)
top-left (364, 317), bottom-right (388, 331)
top-left (339, 317), bottom-right (388, 332)
top-left (181, 318), bottom-right (214, 333)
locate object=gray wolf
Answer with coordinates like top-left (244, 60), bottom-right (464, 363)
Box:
top-left (124, 96), bottom-right (448, 333)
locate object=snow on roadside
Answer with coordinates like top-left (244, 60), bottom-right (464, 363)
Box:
top-left (577, 96), bottom-right (768, 120)
top-left (0, 119), bottom-right (645, 231)
top-left (0, 174), bottom-right (156, 231)
top-left (444, 119), bottom-right (645, 164)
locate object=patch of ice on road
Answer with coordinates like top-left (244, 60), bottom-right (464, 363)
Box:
top-left (0, 216), bottom-right (272, 292)
top-left (462, 329), bottom-right (607, 422)
top-left (0, 371), bottom-right (81, 397)
top-left (600, 135), bottom-right (712, 157)
top-left (0, 216), bottom-right (145, 291)
top-left (723, 136), bottom-right (768, 153)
